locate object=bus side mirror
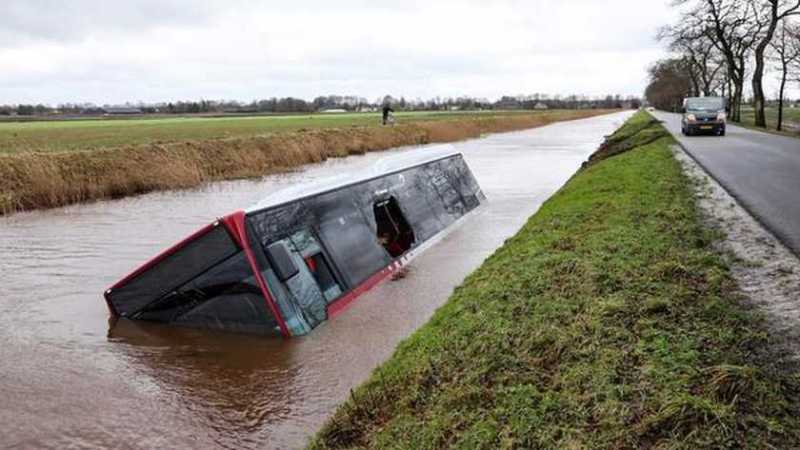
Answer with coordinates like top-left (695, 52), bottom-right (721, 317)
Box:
top-left (265, 241), bottom-right (299, 281)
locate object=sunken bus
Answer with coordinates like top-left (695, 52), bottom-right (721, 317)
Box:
top-left (104, 149), bottom-right (485, 337)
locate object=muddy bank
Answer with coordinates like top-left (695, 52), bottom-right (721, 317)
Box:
top-left (0, 110), bottom-right (614, 215)
top-left (581, 116), bottom-right (668, 168)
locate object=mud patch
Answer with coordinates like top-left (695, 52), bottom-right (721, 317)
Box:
top-left (581, 117), bottom-right (668, 169)
top-left (674, 145), bottom-right (800, 362)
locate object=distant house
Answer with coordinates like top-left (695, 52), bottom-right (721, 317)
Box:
top-left (534, 102), bottom-right (549, 110)
top-left (320, 108), bottom-right (348, 114)
top-left (102, 106), bottom-right (143, 115)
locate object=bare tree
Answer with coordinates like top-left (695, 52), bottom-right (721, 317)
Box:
top-left (750, 0), bottom-right (800, 128)
top-left (645, 58), bottom-right (695, 111)
top-left (693, 38), bottom-right (728, 95)
top-left (659, 22), bottom-right (727, 96)
top-left (769, 20), bottom-right (800, 130)
top-left (681, 0), bottom-right (764, 122)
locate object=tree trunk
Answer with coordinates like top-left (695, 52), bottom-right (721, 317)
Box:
top-left (752, 50), bottom-right (768, 127)
top-left (752, 2), bottom-right (784, 129)
top-left (731, 78), bottom-right (743, 122)
top-left (778, 62), bottom-right (787, 131)
top-left (723, 78), bottom-right (731, 111)
top-left (688, 67), bottom-right (701, 97)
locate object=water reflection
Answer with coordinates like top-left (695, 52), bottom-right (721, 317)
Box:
top-left (109, 320), bottom-right (298, 447)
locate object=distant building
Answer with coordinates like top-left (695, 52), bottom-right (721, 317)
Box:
top-left (320, 108), bottom-right (348, 113)
top-left (102, 106), bottom-right (143, 115)
top-left (80, 107), bottom-right (105, 115)
top-left (534, 102), bottom-right (549, 110)
top-left (496, 98), bottom-right (522, 110)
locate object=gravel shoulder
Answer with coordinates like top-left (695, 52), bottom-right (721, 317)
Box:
top-left (673, 144), bottom-right (800, 364)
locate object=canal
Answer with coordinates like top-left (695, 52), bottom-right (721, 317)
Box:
top-left (0, 111), bottom-right (631, 449)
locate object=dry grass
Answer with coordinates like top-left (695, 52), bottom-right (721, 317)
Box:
top-left (0, 110), bottom-right (613, 214)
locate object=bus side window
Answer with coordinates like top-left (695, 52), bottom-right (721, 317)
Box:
top-left (304, 252), bottom-right (342, 303)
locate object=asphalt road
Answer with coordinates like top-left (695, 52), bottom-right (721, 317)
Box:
top-left (653, 111), bottom-right (800, 256)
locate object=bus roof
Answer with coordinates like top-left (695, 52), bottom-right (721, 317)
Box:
top-left (246, 144), bottom-right (462, 213)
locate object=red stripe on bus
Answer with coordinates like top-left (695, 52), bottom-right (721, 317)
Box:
top-left (327, 261), bottom-right (402, 318)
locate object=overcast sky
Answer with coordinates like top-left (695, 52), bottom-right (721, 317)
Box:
top-left (0, 0), bottom-right (698, 105)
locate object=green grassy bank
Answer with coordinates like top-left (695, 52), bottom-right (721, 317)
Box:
top-left (310, 112), bottom-right (800, 449)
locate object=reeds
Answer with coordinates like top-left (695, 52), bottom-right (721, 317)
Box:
top-left (0, 110), bottom-right (611, 215)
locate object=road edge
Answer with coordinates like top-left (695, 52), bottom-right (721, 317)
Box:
top-left (648, 111), bottom-right (800, 259)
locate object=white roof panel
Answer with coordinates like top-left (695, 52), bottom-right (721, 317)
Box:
top-left (246, 144), bottom-right (460, 212)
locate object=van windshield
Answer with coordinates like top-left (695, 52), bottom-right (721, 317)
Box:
top-left (686, 97), bottom-right (724, 112)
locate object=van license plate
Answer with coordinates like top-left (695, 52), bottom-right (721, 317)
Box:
top-left (700, 125), bottom-right (713, 130)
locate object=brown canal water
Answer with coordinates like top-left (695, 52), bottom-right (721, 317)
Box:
top-left (0, 111), bottom-right (632, 449)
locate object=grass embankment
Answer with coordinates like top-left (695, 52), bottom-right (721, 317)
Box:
top-left (310, 112), bottom-right (800, 449)
top-left (0, 109), bottom-right (612, 215)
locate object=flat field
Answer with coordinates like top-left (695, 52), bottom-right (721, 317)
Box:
top-left (0, 110), bottom-right (551, 154)
top-left (738, 106), bottom-right (800, 136)
top-left (0, 109), bottom-right (615, 214)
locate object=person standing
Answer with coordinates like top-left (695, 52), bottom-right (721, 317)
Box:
top-left (382, 103), bottom-right (394, 125)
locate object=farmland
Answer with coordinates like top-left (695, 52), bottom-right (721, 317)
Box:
top-left (738, 106), bottom-right (800, 136)
top-left (1, 110), bottom-right (558, 154)
top-left (0, 109), bottom-right (616, 214)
